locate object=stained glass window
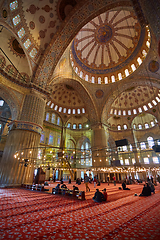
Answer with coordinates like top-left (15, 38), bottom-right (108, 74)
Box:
top-left (46, 113), bottom-right (49, 121)
top-left (48, 134), bottom-right (53, 145)
top-left (51, 113), bottom-right (56, 123)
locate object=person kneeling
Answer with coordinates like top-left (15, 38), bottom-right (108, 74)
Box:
top-left (122, 181), bottom-right (130, 190)
top-left (93, 189), bottom-right (105, 202)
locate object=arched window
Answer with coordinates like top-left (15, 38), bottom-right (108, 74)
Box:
top-left (45, 113), bottom-right (49, 121)
top-left (125, 69), bottom-right (129, 77)
top-left (118, 125), bottom-right (121, 130)
top-left (133, 109), bottom-right (137, 114)
top-left (57, 135), bottom-right (60, 146)
top-left (78, 124), bottom-right (82, 129)
top-left (137, 57), bottom-right (142, 65)
top-left (147, 137), bottom-right (154, 148)
top-left (40, 132), bottom-right (45, 143)
top-left (123, 145), bottom-right (127, 151)
top-left (73, 124), bottom-right (76, 129)
top-left (138, 124), bottom-right (142, 129)
top-left (51, 113), bottom-right (56, 123)
top-left (148, 103), bottom-right (152, 108)
top-left (92, 77), bottom-right (95, 83)
top-left (57, 117), bottom-right (60, 125)
top-left (111, 75), bottom-right (115, 82)
top-left (98, 77), bottom-right (101, 84)
top-left (143, 105), bottom-right (148, 111)
top-left (118, 73), bottom-right (122, 80)
top-left (48, 134), bottom-right (54, 145)
top-left (142, 49), bottom-right (147, 57)
top-left (131, 64), bottom-right (136, 72)
top-left (133, 124), bottom-right (136, 129)
top-left (130, 144), bottom-right (132, 151)
top-left (128, 110), bottom-right (131, 115)
top-left (105, 77), bottom-right (108, 84)
top-left (124, 124), bottom-right (127, 130)
top-left (150, 121), bottom-right (155, 127)
top-left (140, 142), bottom-right (146, 150)
top-left (138, 107), bottom-right (142, 113)
top-left (125, 159), bottom-right (129, 165)
top-left (145, 123), bottom-right (149, 129)
top-left (80, 71), bottom-right (83, 78)
top-left (118, 110), bottom-right (121, 115)
top-left (81, 139), bottom-right (92, 166)
top-left (67, 123), bottom-right (71, 128)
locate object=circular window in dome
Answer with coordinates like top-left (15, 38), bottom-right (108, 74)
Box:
top-left (70, 8), bottom-right (150, 84)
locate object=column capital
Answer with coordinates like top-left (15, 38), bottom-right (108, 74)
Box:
top-left (8, 120), bottom-right (43, 135)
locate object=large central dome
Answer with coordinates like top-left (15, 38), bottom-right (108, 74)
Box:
top-left (70, 9), bottom-right (150, 84)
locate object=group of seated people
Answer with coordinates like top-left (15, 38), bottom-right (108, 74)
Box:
top-left (139, 181), bottom-right (155, 196)
top-left (92, 188), bottom-right (107, 202)
top-left (54, 183), bottom-right (80, 195)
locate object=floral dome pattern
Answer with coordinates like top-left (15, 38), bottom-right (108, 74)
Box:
top-left (70, 9), bottom-right (150, 84)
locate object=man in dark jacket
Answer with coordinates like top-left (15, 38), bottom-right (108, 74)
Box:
top-left (93, 189), bottom-right (105, 202)
top-left (122, 181), bottom-right (130, 190)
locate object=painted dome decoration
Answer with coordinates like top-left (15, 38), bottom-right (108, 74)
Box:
top-left (110, 86), bottom-right (160, 116)
top-left (70, 9), bottom-right (150, 84)
top-left (46, 83), bottom-right (86, 115)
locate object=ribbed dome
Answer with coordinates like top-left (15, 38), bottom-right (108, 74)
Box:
top-left (70, 9), bottom-right (150, 84)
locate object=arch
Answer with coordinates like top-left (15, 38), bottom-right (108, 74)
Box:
top-left (34, 0), bottom-right (132, 86)
top-left (101, 76), bottom-right (160, 123)
top-left (0, 21), bottom-right (32, 76)
top-left (0, 81), bottom-right (21, 120)
top-left (48, 77), bottom-right (99, 123)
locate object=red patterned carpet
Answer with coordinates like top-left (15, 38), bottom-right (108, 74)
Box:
top-left (0, 183), bottom-right (160, 240)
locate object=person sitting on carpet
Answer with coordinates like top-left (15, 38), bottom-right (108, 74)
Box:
top-left (73, 185), bottom-right (79, 193)
top-left (55, 183), bottom-right (60, 194)
top-left (148, 181), bottom-right (155, 194)
top-left (61, 183), bottom-right (68, 189)
top-left (93, 189), bottom-right (105, 202)
top-left (139, 183), bottom-right (151, 196)
top-left (122, 181), bottom-right (130, 190)
top-left (102, 188), bottom-right (107, 201)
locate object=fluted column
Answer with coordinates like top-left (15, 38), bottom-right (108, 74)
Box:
top-left (91, 123), bottom-right (108, 168)
top-left (0, 89), bottom-right (46, 187)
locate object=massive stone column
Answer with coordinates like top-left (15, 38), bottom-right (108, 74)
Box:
top-left (91, 123), bottom-right (108, 168)
top-left (0, 89), bottom-right (46, 187)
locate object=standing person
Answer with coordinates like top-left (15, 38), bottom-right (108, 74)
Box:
top-left (93, 176), bottom-right (97, 188)
top-left (150, 176), bottom-right (153, 183)
top-left (84, 173), bottom-right (90, 192)
top-left (68, 177), bottom-right (71, 184)
top-left (113, 175), bottom-right (116, 186)
top-left (107, 175), bottom-right (110, 185)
